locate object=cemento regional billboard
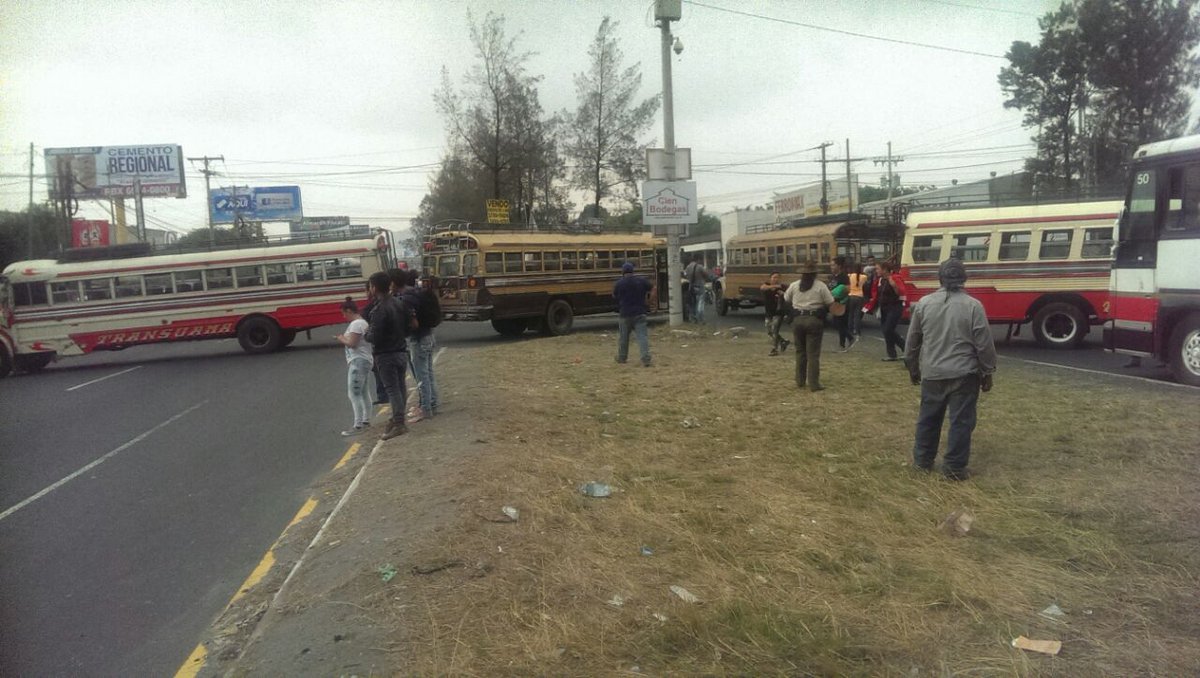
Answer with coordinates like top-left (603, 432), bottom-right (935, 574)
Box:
top-left (773, 175), bottom-right (859, 220)
top-left (45, 145), bottom-right (186, 200)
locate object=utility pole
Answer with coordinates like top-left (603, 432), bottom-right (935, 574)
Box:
top-left (27, 142), bottom-right (34, 258)
top-left (134, 178), bottom-right (146, 243)
top-left (188, 154), bottom-right (224, 246)
top-left (657, 0), bottom-right (684, 327)
top-left (872, 141), bottom-right (905, 216)
top-left (817, 142), bottom-right (833, 215)
top-left (845, 139), bottom-right (853, 214)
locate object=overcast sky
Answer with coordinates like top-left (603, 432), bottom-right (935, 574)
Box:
top-left (1, 0), bottom-right (1075, 236)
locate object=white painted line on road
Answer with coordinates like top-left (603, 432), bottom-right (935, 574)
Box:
top-left (860, 334), bottom-right (1195, 390)
top-left (434, 346), bottom-right (446, 364)
top-left (1001, 356), bottom-right (1199, 391)
top-left (0, 400), bottom-right (209, 523)
top-left (65, 365), bottom-right (143, 392)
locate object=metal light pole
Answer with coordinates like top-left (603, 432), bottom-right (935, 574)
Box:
top-left (659, 7), bottom-right (683, 327)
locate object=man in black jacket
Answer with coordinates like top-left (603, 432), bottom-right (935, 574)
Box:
top-left (366, 271), bottom-right (415, 440)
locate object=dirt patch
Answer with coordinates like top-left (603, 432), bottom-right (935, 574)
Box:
top-left (228, 325), bottom-right (1200, 675)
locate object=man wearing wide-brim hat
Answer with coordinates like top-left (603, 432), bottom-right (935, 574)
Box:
top-left (783, 260), bottom-right (836, 391)
top-left (904, 258), bottom-right (998, 480)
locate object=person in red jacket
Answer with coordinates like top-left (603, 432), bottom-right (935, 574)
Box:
top-left (864, 261), bottom-right (907, 361)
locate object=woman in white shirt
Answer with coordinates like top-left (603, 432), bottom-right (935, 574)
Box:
top-left (783, 262), bottom-right (835, 391)
top-left (335, 297), bottom-right (374, 436)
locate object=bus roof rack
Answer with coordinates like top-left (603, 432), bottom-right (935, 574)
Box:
top-left (745, 212), bottom-right (883, 235)
top-left (55, 227), bottom-right (384, 263)
top-left (430, 221), bottom-right (650, 235)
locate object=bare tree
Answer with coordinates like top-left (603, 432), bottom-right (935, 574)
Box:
top-left (564, 17), bottom-right (660, 219)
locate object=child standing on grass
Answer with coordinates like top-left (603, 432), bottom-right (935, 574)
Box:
top-left (335, 297), bottom-right (374, 436)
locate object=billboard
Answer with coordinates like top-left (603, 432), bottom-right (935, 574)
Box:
top-left (289, 216), bottom-right (350, 232)
top-left (71, 219), bottom-right (111, 248)
top-left (773, 175), bottom-right (859, 220)
top-left (44, 145), bottom-right (186, 200)
top-left (210, 186), bottom-right (303, 223)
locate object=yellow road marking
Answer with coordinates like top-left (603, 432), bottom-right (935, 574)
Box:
top-left (333, 443), bottom-right (361, 471)
top-left (173, 495), bottom-right (320, 676)
top-left (174, 644), bottom-right (207, 678)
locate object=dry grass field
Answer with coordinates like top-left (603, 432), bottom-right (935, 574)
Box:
top-left (373, 325), bottom-right (1200, 676)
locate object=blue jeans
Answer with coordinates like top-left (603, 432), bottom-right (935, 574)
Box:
top-left (913, 374), bottom-right (980, 474)
top-left (347, 358), bottom-right (373, 426)
top-left (407, 332), bottom-right (439, 413)
top-left (374, 351), bottom-right (408, 426)
top-left (692, 289), bottom-right (707, 323)
top-left (617, 314), bottom-right (651, 365)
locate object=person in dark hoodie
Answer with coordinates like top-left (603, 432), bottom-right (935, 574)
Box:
top-left (401, 270), bottom-right (440, 421)
top-left (366, 271), bottom-right (415, 441)
top-left (904, 258), bottom-right (997, 480)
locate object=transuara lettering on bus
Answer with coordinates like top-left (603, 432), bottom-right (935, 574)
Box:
top-left (92, 322), bottom-right (234, 345)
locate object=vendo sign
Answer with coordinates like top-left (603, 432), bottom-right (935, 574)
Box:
top-left (641, 180), bottom-right (698, 226)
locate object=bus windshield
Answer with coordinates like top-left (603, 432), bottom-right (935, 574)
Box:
top-left (1123, 168), bottom-right (1158, 241)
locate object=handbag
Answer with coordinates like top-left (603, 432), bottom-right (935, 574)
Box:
top-left (828, 301), bottom-right (846, 317)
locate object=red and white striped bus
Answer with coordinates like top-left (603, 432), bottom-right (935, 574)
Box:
top-left (900, 200), bottom-right (1122, 348)
top-left (0, 231), bottom-right (395, 376)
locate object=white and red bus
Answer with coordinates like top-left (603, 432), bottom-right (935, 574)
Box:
top-left (1105, 134), bottom-right (1200, 385)
top-left (0, 231), bottom-right (395, 376)
top-left (900, 200), bottom-right (1123, 348)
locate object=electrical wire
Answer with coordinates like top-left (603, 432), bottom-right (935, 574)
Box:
top-left (685, 1), bottom-right (1005, 59)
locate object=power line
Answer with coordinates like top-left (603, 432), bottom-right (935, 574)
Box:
top-left (911, 0), bottom-right (1038, 17)
top-left (685, 1), bottom-right (1005, 59)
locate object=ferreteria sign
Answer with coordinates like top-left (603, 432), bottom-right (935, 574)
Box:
top-left (641, 180), bottom-right (699, 226)
top-left (44, 145), bottom-right (187, 200)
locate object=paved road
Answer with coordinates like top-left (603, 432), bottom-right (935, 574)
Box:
top-left (0, 308), bottom-right (1183, 674)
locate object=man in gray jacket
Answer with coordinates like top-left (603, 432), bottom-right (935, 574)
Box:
top-left (904, 258), bottom-right (997, 480)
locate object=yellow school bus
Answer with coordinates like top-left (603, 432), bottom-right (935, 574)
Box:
top-left (422, 225), bottom-right (667, 336)
top-left (718, 214), bottom-right (903, 314)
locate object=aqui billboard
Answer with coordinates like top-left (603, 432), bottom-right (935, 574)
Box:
top-left (210, 186), bottom-right (303, 223)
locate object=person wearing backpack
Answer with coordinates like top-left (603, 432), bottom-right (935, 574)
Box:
top-left (402, 270), bottom-right (441, 421)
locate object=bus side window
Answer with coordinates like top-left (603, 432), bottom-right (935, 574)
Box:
top-left (325, 258), bottom-right (362, 279)
top-left (911, 236), bottom-right (942, 263)
top-left (504, 252), bottom-right (522, 273)
top-left (819, 242), bottom-right (830, 262)
top-left (808, 243), bottom-right (819, 261)
top-left (176, 270), bottom-right (204, 292)
top-left (580, 251), bottom-right (595, 270)
top-left (785, 245), bottom-right (796, 264)
top-left (115, 275), bottom-right (143, 298)
top-left (836, 242), bottom-right (855, 260)
top-left (13, 282), bottom-right (49, 306)
top-left (523, 252), bottom-right (542, 272)
top-left (206, 268), bottom-right (234, 289)
top-left (1165, 163), bottom-right (1200, 232)
top-left (640, 249), bottom-right (654, 269)
top-left (1038, 230), bottom-right (1072, 260)
top-left (596, 250), bottom-right (611, 269)
top-left (485, 252), bottom-right (503, 273)
top-left (951, 234), bottom-right (990, 262)
top-left (998, 232), bottom-right (1031, 261)
top-left (236, 265), bottom-right (264, 288)
top-left (50, 281), bottom-right (82, 304)
top-left (82, 278), bottom-right (114, 301)
top-left (295, 262), bottom-right (321, 282)
top-left (561, 251), bottom-right (577, 271)
top-left (265, 263), bottom-right (295, 285)
top-left (543, 251), bottom-right (560, 271)
top-left (1082, 228), bottom-right (1114, 258)
top-left (463, 253), bottom-right (479, 275)
top-left (145, 273), bottom-right (173, 295)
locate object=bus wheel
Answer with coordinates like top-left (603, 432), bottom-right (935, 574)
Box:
top-left (279, 330), bottom-right (298, 347)
top-left (1032, 302), bottom-right (1086, 349)
top-left (0, 347), bottom-right (12, 378)
top-left (491, 318), bottom-right (528, 337)
top-left (14, 352), bottom-right (53, 373)
top-left (1168, 314), bottom-right (1200, 387)
top-left (715, 288), bottom-right (728, 316)
top-left (543, 299), bottom-right (574, 336)
top-left (237, 316), bottom-right (282, 354)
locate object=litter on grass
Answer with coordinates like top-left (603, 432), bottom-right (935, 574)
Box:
top-left (939, 508), bottom-right (975, 537)
top-left (580, 482), bottom-right (613, 498)
top-left (1012, 636), bottom-right (1062, 656)
top-left (378, 564), bottom-right (398, 582)
top-left (670, 585), bottom-right (701, 604)
top-left (1040, 603), bottom-right (1066, 620)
